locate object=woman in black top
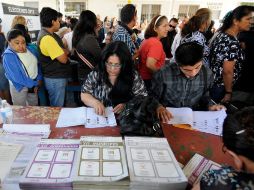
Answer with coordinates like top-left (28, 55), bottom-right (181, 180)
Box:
top-left (209, 5), bottom-right (254, 103)
top-left (72, 10), bottom-right (102, 84)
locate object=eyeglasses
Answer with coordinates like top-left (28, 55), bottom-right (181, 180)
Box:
top-left (105, 62), bottom-right (122, 69)
top-left (169, 24), bottom-right (176, 29)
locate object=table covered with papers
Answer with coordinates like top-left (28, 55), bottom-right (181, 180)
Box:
top-left (0, 106), bottom-right (235, 190)
top-left (9, 106), bottom-right (234, 166)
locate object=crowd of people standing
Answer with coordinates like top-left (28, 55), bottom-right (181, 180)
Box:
top-left (0, 3), bottom-right (254, 190)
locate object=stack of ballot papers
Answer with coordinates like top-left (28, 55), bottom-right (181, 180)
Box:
top-left (56, 107), bottom-right (117, 128)
top-left (183, 153), bottom-right (221, 186)
top-left (73, 136), bottom-right (129, 190)
top-left (125, 137), bottom-right (187, 190)
top-left (0, 131), bottom-right (45, 190)
top-left (19, 139), bottom-right (79, 190)
top-left (3, 124), bottom-right (51, 138)
top-left (0, 141), bottom-right (22, 189)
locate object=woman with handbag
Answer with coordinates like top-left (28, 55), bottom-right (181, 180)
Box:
top-left (81, 41), bottom-right (147, 115)
top-left (72, 10), bottom-right (102, 85)
top-left (2, 29), bottom-right (42, 106)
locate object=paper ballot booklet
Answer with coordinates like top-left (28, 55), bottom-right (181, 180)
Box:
top-left (125, 137), bottom-right (187, 190)
top-left (56, 107), bottom-right (117, 128)
top-left (183, 153), bottom-right (221, 186)
top-left (73, 136), bottom-right (128, 184)
top-left (167, 107), bottom-right (227, 136)
top-left (19, 139), bottom-right (79, 190)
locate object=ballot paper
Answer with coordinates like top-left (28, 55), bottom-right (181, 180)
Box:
top-left (183, 153), bottom-right (221, 186)
top-left (167, 107), bottom-right (227, 136)
top-left (73, 136), bottom-right (129, 189)
top-left (19, 139), bottom-right (79, 190)
top-left (125, 136), bottom-right (187, 190)
top-left (0, 141), bottom-right (22, 186)
top-left (56, 107), bottom-right (117, 128)
top-left (0, 131), bottom-right (47, 190)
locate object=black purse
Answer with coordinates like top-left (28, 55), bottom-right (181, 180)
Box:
top-left (119, 96), bottom-right (163, 137)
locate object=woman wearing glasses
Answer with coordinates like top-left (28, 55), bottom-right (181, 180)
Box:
top-left (81, 41), bottom-right (147, 115)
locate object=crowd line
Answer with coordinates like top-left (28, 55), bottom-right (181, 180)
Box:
top-left (0, 4), bottom-right (254, 189)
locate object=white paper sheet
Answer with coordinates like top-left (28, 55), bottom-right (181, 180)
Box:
top-left (192, 109), bottom-right (227, 136)
top-left (56, 107), bottom-right (117, 128)
top-left (3, 124), bottom-right (51, 138)
top-left (0, 141), bottom-right (22, 183)
top-left (166, 107), bottom-right (193, 126)
top-left (166, 107), bottom-right (227, 136)
top-left (56, 107), bottom-right (86, 128)
top-left (86, 107), bottom-right (117, 128)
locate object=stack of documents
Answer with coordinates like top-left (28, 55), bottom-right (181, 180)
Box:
top-left (73, 136), bottom-right (129, 190)
top-left (56, 107), bottom-right (117, 128)
top-left (167, 108), bottom-right (227, 136)
top-left (183, 153), bottom-right (221, 186)
top-left (125, 137), bottom-right (187, 190)
top-left (0, 131), bottom-right (45, 190)
top-left (3, 124), bottom-right (51, 138)
top-left (0, 141), bottom-right (22, 188)
top-left (19, 139), bottom-right (79, 190)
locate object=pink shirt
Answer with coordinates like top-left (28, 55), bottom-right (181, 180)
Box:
top-left (138, 37), bottom-right (166, 80)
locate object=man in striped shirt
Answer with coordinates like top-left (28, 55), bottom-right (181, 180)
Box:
top-left (112, 4), bottom-right (139, 60)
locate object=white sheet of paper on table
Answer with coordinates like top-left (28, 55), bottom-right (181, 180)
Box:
top-left (192, 109), bottom-right (227, 136)
top-left (56, 107), bottom-right (86, 128)
top-left (0, 141), bottom-right (23, 182)
top-left (56, 107), bottom-right (117, 128)
top-left (166, 107), bottom-right (193, 126)
top-left (85, 107), bottom-right (117, 128)
top-left (3, 124), bottom-right (51, 138)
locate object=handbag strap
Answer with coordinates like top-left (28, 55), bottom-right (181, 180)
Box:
top-left (75, 49), bottom-right (95, 70)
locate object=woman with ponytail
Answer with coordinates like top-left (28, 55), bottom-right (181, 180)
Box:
top-left (209, 6), bottom-right (254, 104)
top-left (180, 8), bottom-right (212, 66)
top-left (138, 15), bottom-right (169, 91)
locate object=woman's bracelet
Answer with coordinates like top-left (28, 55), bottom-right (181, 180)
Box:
top-left (225, 91), bottom-right (232, 94)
